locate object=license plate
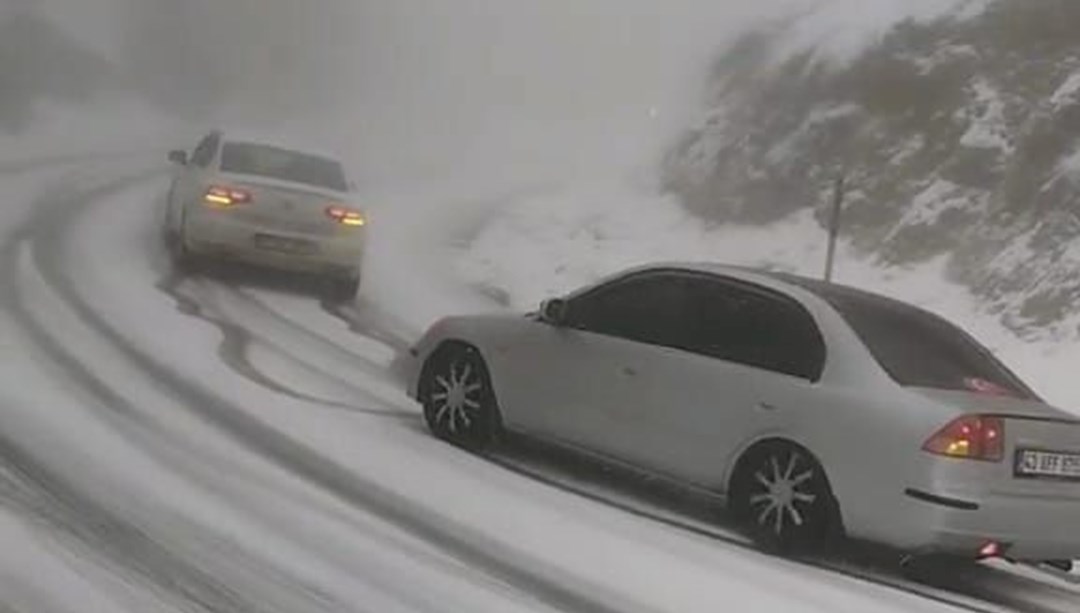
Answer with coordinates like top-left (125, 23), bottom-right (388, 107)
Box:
top-left (1015, 449), bottom-right (1080, 480)
top-left (253, 234), bottom-right (315, 255)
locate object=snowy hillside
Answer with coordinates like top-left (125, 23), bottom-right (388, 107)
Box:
top-left (664, 0), bottom-right (1080, 339)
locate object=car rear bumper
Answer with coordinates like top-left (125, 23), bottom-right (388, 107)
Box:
top-left (899, 486), bottom-right (1080, 560)
top-left (184, 211), bottom-right (364, 277)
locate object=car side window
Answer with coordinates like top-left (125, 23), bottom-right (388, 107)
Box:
top-left (682, 277), bottom-right (825, 380)
top-left (566, 274), bottom-right (688, 350)
top-left (190, 133), bottom-right (220, 168)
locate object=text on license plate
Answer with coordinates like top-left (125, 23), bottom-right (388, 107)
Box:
top-left (254, 234), bottom-right (316, 254)
top-left (1015, 449), bottom-right (1080, 479)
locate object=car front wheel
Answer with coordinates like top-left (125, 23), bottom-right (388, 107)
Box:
top-left (420, 344), bottom-right (501, 451)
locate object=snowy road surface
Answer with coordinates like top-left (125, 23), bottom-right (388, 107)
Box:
top-left (1, 157), bottom-right (1079, 612)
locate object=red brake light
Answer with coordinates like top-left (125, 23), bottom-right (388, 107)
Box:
top-left (325, 205), bottom-right (366, 227)
top-left (204, 185), bottom-right (252, 208)
top-left (978, 541), bottom-right (1004, 559)
top-left (923, 415), bottom-right (1005, 462)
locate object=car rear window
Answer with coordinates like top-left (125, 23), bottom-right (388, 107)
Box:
top-left (219, 142), bottom-right (347, 192)
top-left (825, 291), bottom-right (1037, 400)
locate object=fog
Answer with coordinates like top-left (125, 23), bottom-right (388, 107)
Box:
top-left (9, 0), bottom-right (967, 327)
top-left (14, 1), bottom-right (983, 185)
top-left (17, 1), bottom-right (828, 183)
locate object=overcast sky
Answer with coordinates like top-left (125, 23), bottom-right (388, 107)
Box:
top-left (22, 0), bottom-right (974, 185)
top-left (22, 2), bottom-right (801, 176)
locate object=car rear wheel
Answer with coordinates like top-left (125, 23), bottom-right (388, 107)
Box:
top-left (420, 344), bottom-right (501, 451)
top-left (729, 441), bottom-right (842, 554)
top-left (166, 220), bottom-right (199, 273)
top-left (325, 275), bottom-right (360, 302)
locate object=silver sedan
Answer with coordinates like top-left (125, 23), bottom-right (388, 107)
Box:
top-left (163, 131), bottom-right (367, 299)
top-left (402, 263), bottom-right (1080, 562)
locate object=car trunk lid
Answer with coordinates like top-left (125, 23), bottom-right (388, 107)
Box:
top-left (915, 388), bottom-right (1080, 497)
top-left (215, 173), bottom-right (348, 236)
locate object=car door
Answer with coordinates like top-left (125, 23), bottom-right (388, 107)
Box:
top-left (600, 275), bottom-right (827, 490)
top-left (491, 272), bottom-right (688, 455)
top-left (168, 132), bottom-right (220, 230)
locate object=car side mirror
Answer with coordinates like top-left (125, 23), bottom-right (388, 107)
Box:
top-left (538, 298), bottom-right (569, 326)
top-left (168, 150), bottom-right (188, 165)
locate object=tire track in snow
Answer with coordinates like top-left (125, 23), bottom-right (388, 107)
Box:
top-left (207, 285), bottom-right (415, 411)
top-left (232, 288), bottom-right (394, 377)
top-left (155, 269), bottom-right (408, 418)
top-left (0, 173), bottom-right (274, 613)
top-left (320, 298), bottom-right (414, 355)
top-left (25, 174), bottom-right (654, 613)
top-left (0, 164), bottom-right (439, 612)
top-left (3, 171), bottom-right (550, 613)
top-left (1, 253), bottom-right (475, 613)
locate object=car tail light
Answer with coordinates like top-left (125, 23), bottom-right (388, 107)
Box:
top-left (978, 541), bottom-right (1004, 560)
top-left (325, 205), bottom-right (366, 227)
top-left (923, 415), bottom-right (1005, 462)
top-left (204, 185), bottom-right (252, 208)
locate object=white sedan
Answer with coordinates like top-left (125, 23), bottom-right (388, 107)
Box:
top-left (163, 131), bottom-right (366, 299)
top-left (402, 263), bottom-right (1080, 563)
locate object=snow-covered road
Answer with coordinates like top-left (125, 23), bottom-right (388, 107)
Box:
top-left (1, 158), bottom-right (1078, 612)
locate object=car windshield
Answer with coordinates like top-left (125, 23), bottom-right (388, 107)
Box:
top-left (816, 286), bottom-right (1037, 400)
top-left (219, 142), bottom-right (347, 192)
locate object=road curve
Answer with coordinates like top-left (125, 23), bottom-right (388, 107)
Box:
top-left (1, 159), bottom-right (1078, 613)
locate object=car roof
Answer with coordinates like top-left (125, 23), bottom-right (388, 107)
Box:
top-left (630, 262), bottom-right (929, 315)
top-left (212, 129), bottom-right (345, 163)
top-left (601, 261), bottom-right (978, 339)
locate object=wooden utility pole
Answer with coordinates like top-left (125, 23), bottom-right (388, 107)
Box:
top-left (824, 175), bottom-right (846, 283)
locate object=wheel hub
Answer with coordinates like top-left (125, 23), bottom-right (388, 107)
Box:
top-left (771, 480), bottom-right (795, 506)
top-left (447, 384), bottom-right (467, 410)
top-left (430, 360), bottom-right (483, 433)
top-left (749, 452), bottom-right (818, 536)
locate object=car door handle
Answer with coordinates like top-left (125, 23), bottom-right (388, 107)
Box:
top-left (620, 366), bottom-right (638, 378)
top-left (757, 402), bottom-right (780, 412)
